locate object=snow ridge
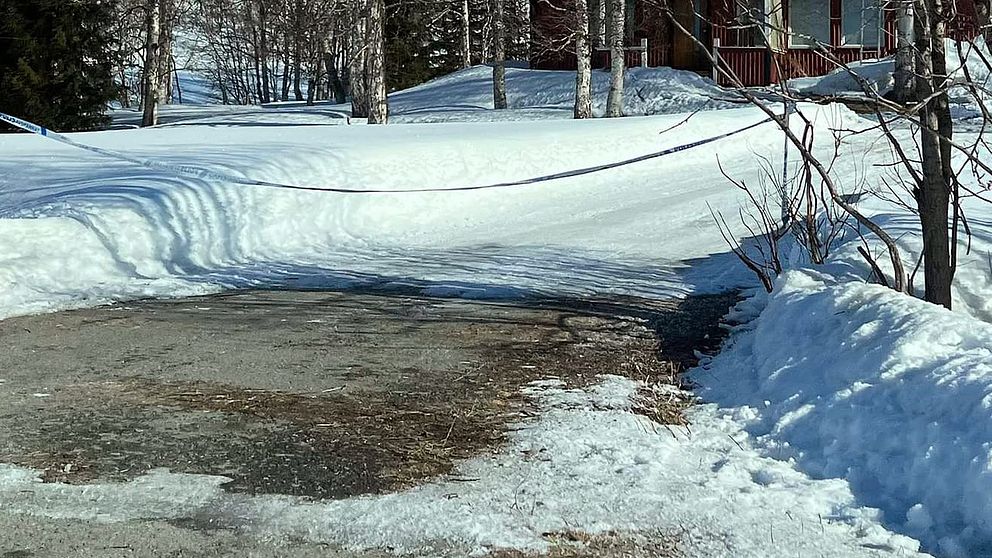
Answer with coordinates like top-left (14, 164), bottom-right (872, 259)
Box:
top-left (698, 270), bottom-right (992, 557)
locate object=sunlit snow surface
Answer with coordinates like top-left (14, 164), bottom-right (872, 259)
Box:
top-left (0, 102), bottom-right (790, 319)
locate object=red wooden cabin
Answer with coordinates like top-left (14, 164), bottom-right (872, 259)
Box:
top-left (531, 0), bottom-right (981, 87)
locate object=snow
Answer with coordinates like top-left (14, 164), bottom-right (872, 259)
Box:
top-left (692, 103), bottom-right (992, 556)
top-left (389, 65), bottom-right (743, 122)
top-left (696, 269), bottom-right (992, 557)
top-left (174, 69), bottom-right (223, 105)
top-left (3, 61), bottom-right (992, 557)
top-left (789, 38), bottom-right (992, 114)
top-left (0, 376), bottom-right (926, 557)
top-left (789, 58), bottom-right (897, 98)
top-left (0, 104), bottom-right (790, 320)
top-left (112, 65), bottom-right (741, 127)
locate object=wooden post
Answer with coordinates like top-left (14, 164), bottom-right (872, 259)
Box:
top-left (640, 38), bottom-right (648, 67)
top-left (711, 37), bottom-right (721, 83)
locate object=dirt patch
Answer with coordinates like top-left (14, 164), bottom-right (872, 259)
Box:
top-left (0, 291), bottom-right (736, 501)
top-left (491, 530), bottom-right (681, 558)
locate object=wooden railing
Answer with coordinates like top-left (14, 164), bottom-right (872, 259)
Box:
top-left (593, 39), bottom-right (657, 69)
top-left (712, 41), bottom-right (889, 87)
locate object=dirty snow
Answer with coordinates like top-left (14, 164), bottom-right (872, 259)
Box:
top-left (0, 376), bottom-right (926, 557)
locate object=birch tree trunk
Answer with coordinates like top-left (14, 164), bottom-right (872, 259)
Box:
top-left (914, 0), bottom-right (954, 308)
top-left (492, 0), bottom-right (508, 109)
top-left (141, 0), bottom-right (161, 127)
top-left (349, 0), bottom-right (370, 118)
top-left (891, 0), bottom-right (916, 103)
top-left (574, 0), bottom-right (593, 119)
top-left (367, 0), bottom-right (389, 124)
top-left (605, 0), bottom-right (625, 117)
top-left (462, 0), bottom-right (472, 67)
top-left (157, 0), bottom-right (174, 104)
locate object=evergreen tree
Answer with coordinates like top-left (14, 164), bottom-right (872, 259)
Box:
top-left (385, 4), bottom-right (435, 91)
top-left (0, 0), bottom-right (119, 131)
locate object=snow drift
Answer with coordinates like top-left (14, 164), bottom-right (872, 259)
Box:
top-left (1, 105), bottom-right (788, 319)
top-left (389, 65), bottom-right (743, 122)
top-left (129, 65), bottom-right (742, 125)
top-left (698, 270), bottom-right (992, 557)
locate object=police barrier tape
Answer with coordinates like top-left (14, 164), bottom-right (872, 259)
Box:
top-left (0, 111), bottom-right (779, 194)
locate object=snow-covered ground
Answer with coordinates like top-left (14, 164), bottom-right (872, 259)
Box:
top-left (702, 58), bottom-right (992, 557)
top-left (389, 65), bottom-right (744, 122)
top-left (110, 65), bottom-right (744, 128)
top-left (3, 63), bottom-right (992, 557)
top-left (695, 188), bottom-right (992, 556)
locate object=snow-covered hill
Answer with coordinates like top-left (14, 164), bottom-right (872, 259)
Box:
top-left (113, 65), bottom-right (743, 127)
top-left (2, 98), bottom-right (791, 319)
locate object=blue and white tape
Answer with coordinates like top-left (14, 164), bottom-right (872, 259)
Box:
top-left (0, 110), bottom-right (777, 194)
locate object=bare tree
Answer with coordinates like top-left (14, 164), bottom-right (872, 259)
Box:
top-left (913, 0), bottom-right (955, 307)
top-left (349, 0), bottom-right (369, 118)
top-left (891, 0), bottom-right (916, 103)
top-left (589, 0), bottom-right (602, 48)
top-left (462, 0), bottom-right (472, 67)
top-left (977, 0), bottom-right (992, 43)
top-left (157, 0), bottom-right (177, 103)
top-left (367, 0), bottom-right (388, 123)
top-left (178, 0), bottom-right (524, 109)
top-left (141, 0), bottom-right (162, 127)
top-left (492, 0), bottom-right (508, 109)
top-left (660, 0), bottom-right (989, 308)
top-left (574, 0), bottom-right (592, 119)
top-left (605, 0), bottom-right (624, 117)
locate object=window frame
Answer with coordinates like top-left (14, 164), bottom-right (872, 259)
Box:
top-left (839, 0), bottom-right (883, 48)
top-left (787, 0), bottom-right (832, 49)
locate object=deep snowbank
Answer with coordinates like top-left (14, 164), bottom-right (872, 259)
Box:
top-left (1, 107), bottom-right (792, 318)
top-left (698, 271), bottom-right (992, 557)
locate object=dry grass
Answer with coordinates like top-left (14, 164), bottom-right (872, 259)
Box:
top-left (489, 530), bottom-right (681, 558)
top-left (7, 293), bottom-right (738, 502)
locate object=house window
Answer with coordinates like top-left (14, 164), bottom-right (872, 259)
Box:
top-left (841, 0), bottom-right (882, 47)
top-left (790, 1), bottom-right (831, 47)
top-left (626, 0), bottom-right (637, 41)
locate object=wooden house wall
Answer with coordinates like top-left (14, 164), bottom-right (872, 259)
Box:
top-left (531, 0), bottom-right (985, 86)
